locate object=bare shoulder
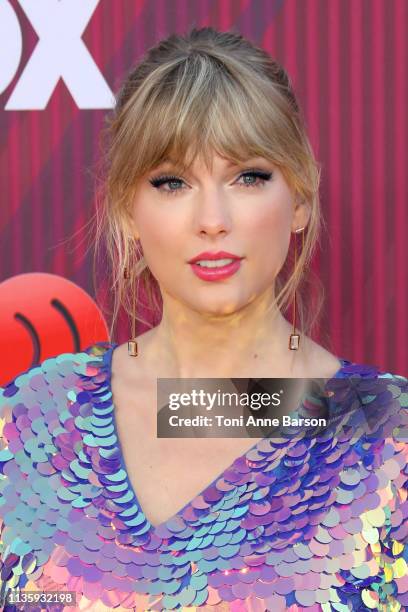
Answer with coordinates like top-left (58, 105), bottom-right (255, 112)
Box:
top-left (301, 335), bottom-right (343, 379)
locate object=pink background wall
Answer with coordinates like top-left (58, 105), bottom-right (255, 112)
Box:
top-left (1, 0), bottom-right (407, 378)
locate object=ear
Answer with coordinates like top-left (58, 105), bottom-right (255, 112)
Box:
top-left (126, 215), bottom-right (140, 241)
top-left (291, 197), bottom-right (311, 233)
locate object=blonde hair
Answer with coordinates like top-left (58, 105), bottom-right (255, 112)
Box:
top-left (93, 26), bottom-right (327, 345)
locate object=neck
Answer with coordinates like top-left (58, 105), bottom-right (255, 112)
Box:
top-left (147, 287), bottom-right (303, 378)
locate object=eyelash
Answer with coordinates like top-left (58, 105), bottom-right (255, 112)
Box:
top-left (148, 169), bottom-right (273, 196)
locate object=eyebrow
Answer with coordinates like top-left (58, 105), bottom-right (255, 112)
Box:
top-left (146, 158), bottom-right (275, 184)
top-left (155, 157), bottom-right (267, 170)
top-left (225, 157), bottom-right (273, 167)
top-left (152, 158), bottom-right (182, 169)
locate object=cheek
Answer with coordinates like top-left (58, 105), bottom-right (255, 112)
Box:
top-left (245, 200), bottom-right (292, 261)
top-left (135, 204), bottom-right (183, 265)
top-left (235, 196), bottom-right (292, 286)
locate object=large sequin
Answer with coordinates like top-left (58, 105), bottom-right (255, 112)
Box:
top-left (0, 342), bottom-right (407, 611)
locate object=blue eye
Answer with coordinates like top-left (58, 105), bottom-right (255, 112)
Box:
top-left (149, 169), bottom-right (273, 196)
top-left (238, 170), bottom-right (273, 187)
top-left (149, 175), bottom-right (185, 195)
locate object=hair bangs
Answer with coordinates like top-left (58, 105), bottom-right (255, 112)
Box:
top-left (131, 53), bottom-right (288, 180)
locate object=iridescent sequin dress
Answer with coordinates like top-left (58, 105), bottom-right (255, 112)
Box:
top-left (0, 341), bottom-right (407, 611)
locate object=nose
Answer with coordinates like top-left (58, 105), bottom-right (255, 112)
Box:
top-left (194, 186), bottom-right (232, 237)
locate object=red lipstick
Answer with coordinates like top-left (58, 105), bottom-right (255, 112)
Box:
top-left (188, 251), bottom-right (243, 282)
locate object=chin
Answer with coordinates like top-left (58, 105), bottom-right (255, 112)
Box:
top-left (187, 297), bottom-right (251, 317)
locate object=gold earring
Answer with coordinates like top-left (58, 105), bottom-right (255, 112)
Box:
top-left (124, 267), bottom-right (138, 356)
top-left (288, 227), bottom-right (305, 350)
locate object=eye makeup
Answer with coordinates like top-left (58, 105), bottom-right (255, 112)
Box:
top-left (148, 168), bottom-right (273, 196)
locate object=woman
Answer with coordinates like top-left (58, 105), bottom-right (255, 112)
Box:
top-left (1, 26), bottom-right (407, 612)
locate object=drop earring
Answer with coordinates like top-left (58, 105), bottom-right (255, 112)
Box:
top-left (288, 227), bottom-right (305, 350)
top-left (124, 266), bottom-right (138, 356)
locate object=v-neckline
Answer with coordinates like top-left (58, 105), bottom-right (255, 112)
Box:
top-left (96, 342), bottom-right (352, 535)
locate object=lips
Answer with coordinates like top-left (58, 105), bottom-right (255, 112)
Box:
top-left (189, 258), bottom-right (243, 282)
top-left (188, 251), bottom-right (242, 264)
